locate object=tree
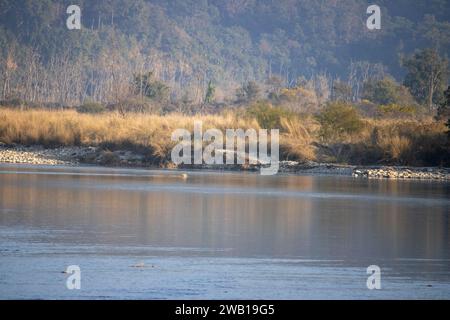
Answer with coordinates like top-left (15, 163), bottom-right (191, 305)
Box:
top-left (245, 101), bottom-right (291, 130)
top-left (437, 86), bottom-right (450, 119)
top-left (266, 75), bottom-right (284, 102)
top-left (237, 81), bottom-right (261, 103)
top-left (362, 77), bottom-right (417, 106)
top-left (1, 49), bottom-right (17, 100)
top-left (332, 80), bottom-right (352, 102)
top-left (204, 80), bottom-right (215, 104)
top-left (278, 85), bottom-right (318, 113)
top-left (446, 119), bottom-right (450, 139)
top-left (133, 72), bottom-right (169, 103)
top-left (403, 49), bottom-right (448, 111)
top-left (316, 102), bottom-right (363, 141)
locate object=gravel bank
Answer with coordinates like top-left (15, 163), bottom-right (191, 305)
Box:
top-left (0, 144), bottom-right (449, 180)
top-left (0, 145), bottom-right (80, 165)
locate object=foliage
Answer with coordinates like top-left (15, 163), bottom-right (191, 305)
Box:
top-left (1, 1), bottom-right (450, 107)
top-left (1, 108), bottom-right (447, 166)
top-left (317, 102), bottom-right (363, 141)
top-left (332, 81), bottom-right (353, 102)
top-left (133, 72), bottom-right (170, 103)
top-left (204, 81), bottom-right (215, 104)
top-left (437, 86), bottom-right (450, 119)
top-left (278, 85), bottom-right (318, 112)
top-left (266, 76), bottom-right (285, 102)
top-left (403, 49), bottom-right (448, 109)
top-left (77, 101), bottom-right (105, 114)
top-left (362, 77), bottom-right (417, 106)
top-left (446, 119), bottom-right (450, 139)
top-left (237, 81), bottom-right (261, 103)
top-left (245, 102), bottom-right (291, 130)
top-left (377, 104), bottom-right (417, 118)
top-left (109, 97), bottom-right (160, 114)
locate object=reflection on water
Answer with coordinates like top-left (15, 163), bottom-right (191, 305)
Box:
top-left (0, 164), bottom-right (449, 299)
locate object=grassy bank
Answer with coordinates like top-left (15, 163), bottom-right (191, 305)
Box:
top-left (0, 108), bottom-right (449, 167)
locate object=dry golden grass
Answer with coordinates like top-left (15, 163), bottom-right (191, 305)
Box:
top-left (0, 109), bottom-right (260, 162)
top-left (279, 116), bottom-right (318, 161)
top-left (344, 118), bottom-right (449, 165)
top-left (0, 108), bottom-right (448, 166)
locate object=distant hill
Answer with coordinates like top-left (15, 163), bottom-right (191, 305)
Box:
top-left (0, 0), bottom-right (449, 104)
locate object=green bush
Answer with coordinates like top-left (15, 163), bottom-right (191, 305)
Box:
top-left (246, 102), bottom-right (291, 129)
top-left (77, 101), bottom-right (106, 114)
top-left (317, 102), bottom-right (363, 141)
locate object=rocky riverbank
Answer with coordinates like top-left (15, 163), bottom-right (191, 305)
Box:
top-left (0, 145), bottom-right (80, 165)
top-left (0, 144), bottom-right (449, 180)
top-left (352, 167), bottom-right (450, 180)
top-left (0, 144), bottom-right (148, 167)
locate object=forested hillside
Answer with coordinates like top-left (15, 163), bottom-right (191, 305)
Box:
top-left (0, 0), bottom-right (449, 108)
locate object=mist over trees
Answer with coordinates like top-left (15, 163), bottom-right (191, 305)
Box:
top-left (0, 0), bottom-right (449, 112)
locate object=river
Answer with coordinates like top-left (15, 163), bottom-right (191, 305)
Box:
top-left (0, 164), bottom-right (449, 299)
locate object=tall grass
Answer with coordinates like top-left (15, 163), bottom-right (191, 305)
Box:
top-left (0, 108), bottom-right (448, 166)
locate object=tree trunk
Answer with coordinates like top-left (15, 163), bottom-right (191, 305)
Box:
top-left (429, 70), bottom-right (434, 112)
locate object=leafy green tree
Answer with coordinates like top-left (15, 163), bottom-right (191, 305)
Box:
top-left (403, 49), bottom-right (448, 111)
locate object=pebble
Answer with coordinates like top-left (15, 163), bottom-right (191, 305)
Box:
top-left (352, 167), bottom-right (450, 181)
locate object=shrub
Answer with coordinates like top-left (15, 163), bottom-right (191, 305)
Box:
top-left (316, 102), bottom-right (363, 141)
top-left (377, 104), bottom-right (417, 118)
top-left (236, 81), bottom-right (261, 103)
top-left (98, 150), bottom-right (120, 166)
top-left (0, 98), bottom-right (40, 109)
top-left (77, 101), bottom-right (106, 114)
top-left (133, 72), bottom-right (170, 103)
top-left (362, 77), bottom-right (417, 107)
top-left (332, 81), bottom-right (352, 102)
top-left (108, 98), bottom-right (160, 114)
top-left (278, 86), bottom-right (319, 113)
top-left (279, 116), bottom-right (318, 162)
top-left (245, 102), bottom-right (292, 130)
top-left (0, 98), bottom-right (25, 108)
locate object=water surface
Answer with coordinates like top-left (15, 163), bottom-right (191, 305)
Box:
top-left (0, 164), bottom-right (449, 299)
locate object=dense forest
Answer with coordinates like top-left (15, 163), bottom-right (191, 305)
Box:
top-left (0, 1), bottom-right (450, 167)
top-left (0, 0), bottom-right (449, 111)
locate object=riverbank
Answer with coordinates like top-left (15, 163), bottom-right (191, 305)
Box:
top-left (1, 109), bottom-right (450, 169)
top-left (1, 144), bottom-right (449, 180)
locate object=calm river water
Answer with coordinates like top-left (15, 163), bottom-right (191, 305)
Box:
top-left (0, 164), bottom-right (449, 299)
